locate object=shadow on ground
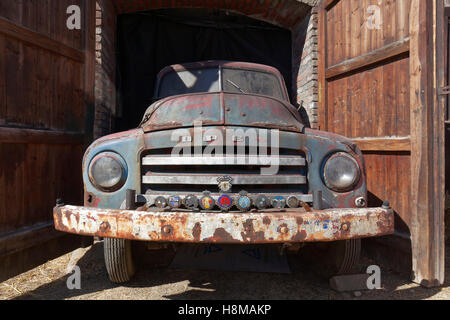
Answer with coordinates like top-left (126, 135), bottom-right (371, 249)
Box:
top-left (11, 242), bottom-right (449, 300)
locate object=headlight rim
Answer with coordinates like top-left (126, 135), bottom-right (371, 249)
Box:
top-left (88, 151), bottom-right (127, 192)
top-left (322, 151), bottom-right (361, 193)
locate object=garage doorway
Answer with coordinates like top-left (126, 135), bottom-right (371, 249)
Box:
top-left (115, 9), bottom-right (293, 131)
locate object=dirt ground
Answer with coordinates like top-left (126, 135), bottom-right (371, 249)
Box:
top-left (1, 241), bottom-right (449, 300)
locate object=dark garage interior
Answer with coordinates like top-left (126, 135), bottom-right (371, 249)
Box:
top-left (115, 9), bottom-right (293, 131)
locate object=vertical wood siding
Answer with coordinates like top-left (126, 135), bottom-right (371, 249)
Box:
top-left (0, 0), bottom-right (94, 281)
top-left (319, 0), bottom-right (445, 286)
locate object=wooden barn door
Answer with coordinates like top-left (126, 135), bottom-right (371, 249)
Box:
top-left (0, 0), bottom-right (95, 281)
top-left (318, 0), bottom-right (445, 286)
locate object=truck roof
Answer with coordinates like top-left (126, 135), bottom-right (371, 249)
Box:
top-left (157, 60), bottom-right (284, 79)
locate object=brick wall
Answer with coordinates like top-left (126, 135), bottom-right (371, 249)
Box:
top-left (114, 0), bottom-right (313, 29)
top-left (94, 0), bottom-right (117, 139)
top-left (292, 6), bottom-right (319, 128)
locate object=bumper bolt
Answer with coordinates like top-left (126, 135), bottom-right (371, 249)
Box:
top-left (382, 201), bottom-right (391, 209)
top-left (355, 197), bottom-right (366, 208)
top-left (162, 225), bottom-right (173, 235)
top-left (279, 226), bottom-right (289, 234)
top-left (56, 198), bottom-right (64, 207)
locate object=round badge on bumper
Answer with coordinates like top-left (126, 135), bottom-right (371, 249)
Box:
top-left (200, 194), bottom-right (215, 210)
top-left (254, 195), bottom-right (270, 210)
top-left (217, 194), bottom-right (233, 211)
top-left (271, 196), bottom-right (286, 209)
top-left (184, 195), bottom-right (199, 209)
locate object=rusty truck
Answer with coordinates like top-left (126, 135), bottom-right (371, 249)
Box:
top-left (53, 61), bottom-right (394, 283)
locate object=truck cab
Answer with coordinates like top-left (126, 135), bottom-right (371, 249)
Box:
top-left (53, 61), bottom-right (394, 283)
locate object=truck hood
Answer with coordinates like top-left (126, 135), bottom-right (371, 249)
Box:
top-left (140, 92), bottom-right (304, 132)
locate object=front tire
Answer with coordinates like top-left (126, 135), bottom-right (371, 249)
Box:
top-left (104, 238), bottom-right (135, 283)
top-left (298, 239), bottom-right (361, 278)
top-left (334, 239), bottom-right (361, 275)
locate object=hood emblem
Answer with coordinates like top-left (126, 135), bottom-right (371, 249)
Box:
top-left (217, 175), bottom-right (233, 193)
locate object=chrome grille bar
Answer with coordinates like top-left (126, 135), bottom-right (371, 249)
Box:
top-left (142, 155), bottom-right (306, 166)
top-left (142, 174), bottom-right (306, 185)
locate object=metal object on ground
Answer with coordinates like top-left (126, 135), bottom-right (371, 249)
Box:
top-left (329, 274), bottom-right (372, 292)
top-left (53, 205), bottom-right (394, 243)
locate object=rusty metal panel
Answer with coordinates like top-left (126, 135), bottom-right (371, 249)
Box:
top-left (54, 205), bottom-right (394, 243)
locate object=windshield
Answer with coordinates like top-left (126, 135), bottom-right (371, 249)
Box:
top-left (157, 68), bottom-right (220, 99)
top-left (222, 68), bottom-right (283, 100)
top-left (157, 67), bottom-right (285, 100)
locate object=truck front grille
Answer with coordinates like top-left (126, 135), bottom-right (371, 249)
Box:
top-left (140, 148), bottom-right (309, 197)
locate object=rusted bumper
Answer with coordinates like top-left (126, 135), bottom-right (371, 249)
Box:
top-left (53, 205), bottom-right (394, 243)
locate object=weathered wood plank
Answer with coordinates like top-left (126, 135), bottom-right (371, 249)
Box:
top-left (0, 127), bottom-right (84, 145)
top-left (0, 0), bottom-right (88, 282)
top-left (325, 37), bottom-right (410, 79)
top-left (0, 222), bottom-right (61, 257)
top-left (409, 0), bottom-right (445, 287)
top-left (0, 17), bottom-right (84, 63)
top-left (0, 34), bottom-right (6, 125)
top-left (353, 138), bottom-right (411, 152)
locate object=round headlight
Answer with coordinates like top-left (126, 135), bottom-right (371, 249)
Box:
top-left (323, 152), bottom-right (360, 192)
top-left (89, 152), bottom-right (127, 191)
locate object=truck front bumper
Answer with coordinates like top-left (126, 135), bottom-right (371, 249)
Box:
top-left (53, 205), bottom-right (394, 243)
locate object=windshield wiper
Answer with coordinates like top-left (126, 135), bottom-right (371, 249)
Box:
top-left (226, 79), bottom-right (246, 94)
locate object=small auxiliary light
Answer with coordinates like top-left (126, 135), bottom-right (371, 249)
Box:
top-left (154, 196), bottom-right (167, 208)
top-left (168, 196), bottom-right (181, 209)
